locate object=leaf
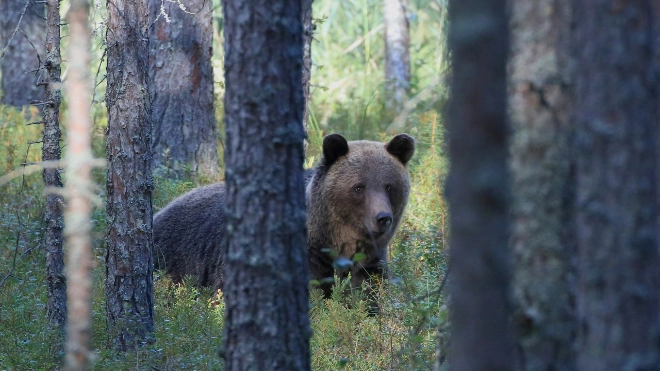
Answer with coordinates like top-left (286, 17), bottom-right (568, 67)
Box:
top-left (320, 277), bottom-right (335, 285)
top-left (352, 252), bottom-right (367, 262)
top-left (332, 257), bottom-right (354, 271)
top-left (321, 248), bottom-right (339, 258)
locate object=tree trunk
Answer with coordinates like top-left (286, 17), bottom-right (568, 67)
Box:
top-left (222, 0), bottom-right (311, 370)
top-left (0, 0), bottom-right (45, 107)
top-left (445, 1), bottom-right (513, 370)
top-left (105, 0), bottom-right (155, 351)
top-left (508, 1), bottom-right (576, 370)
top-left (301, 0), bottom-right (314, 154)
top-left (573, 2), bottom-right (660, 370)
top-left (43, 0), bottom-right (66, 332)
top-left (63, 0), bottom-right (94, 368)
top-left (148, 0), bottom-right (220, 178)
top-left (383, 0), bottom-right (410, 114)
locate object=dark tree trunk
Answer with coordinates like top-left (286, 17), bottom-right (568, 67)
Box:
top-left (301, 0), bottom-right (314, 152)
top-left (42, 0), bottom-right (66, 332)
top-left (445, 0), bottom-right (513, 370)
top-left (573, 2), bottom-right (660, 370)
top-left (508, 1), bottom-right (576, 370)
top-left (148, 0), bottom-right (220, 178)
top-left (105, 0), bottom-right (155, 351)
top-left (222, 0), bottom-right (311, 370)
top-left (0, 0), bottom-right (45, 107)
top-left (383, 0), bottom-right (410, 114)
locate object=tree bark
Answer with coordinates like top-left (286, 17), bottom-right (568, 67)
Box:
top-left (0, 0), bottom-right (45, 107)
top-left (63, 0), bottom-right (94, 368)
top-left (445, 0), bottom-right (513, 370)
top-left (105, 0), bottom-right (155, 351)
top-left (148, 0), bottom-right (220, 178)
top-left (508, 1), bottom-right (576, 370)
top-left (222, 0), bottom-right (311, 370)
top-left (43, 0), bottom-right (66, 332)
top-left (301, 0), bottom-right (314, 153)
top-left (383, 0), bottom-right (410, 114)
top-left (573, 2), bottom-right (660, 370)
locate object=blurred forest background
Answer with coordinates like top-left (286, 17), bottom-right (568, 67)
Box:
top-left (0, 0), bottom-right (448, 369)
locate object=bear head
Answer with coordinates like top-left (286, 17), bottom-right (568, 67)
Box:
top-left (306, 133), bottom-right (415, 282)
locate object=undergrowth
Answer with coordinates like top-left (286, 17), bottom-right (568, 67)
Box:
top-left (0, 0), bottom-right (448, 369)
top-left (0, 103), bottom-right (448, 370)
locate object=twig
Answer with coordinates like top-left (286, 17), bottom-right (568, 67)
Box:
top-left (411, 263), bottom-right (451, 304)
top-left (91, 47), bottom-right (107, 104)
top-left (17, 22), bottom-right (43, 71)
top-left (0, 210), bottom-right (40, 290)
top-left (30, 100), bottom-right (54, 106)
top-left (152, 0), bottom-right (208, 25)
top-left (0, 159), bottom-right (106, 186)
top-left (0, 0), bottom-right (31, 60)
top-left (0, 226), bottom-right (23, 289)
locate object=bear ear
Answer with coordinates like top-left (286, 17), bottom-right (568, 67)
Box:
top-left (323, 134), bottom-right (349, 167)
top-left (386, 134), bottom-right (415, 165)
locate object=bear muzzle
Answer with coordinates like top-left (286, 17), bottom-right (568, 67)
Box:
top-left (366, 211), bottom-right (394, 239)
top-left (375, 212), bottom-right (393, 230)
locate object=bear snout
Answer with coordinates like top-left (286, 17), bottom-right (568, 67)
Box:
top-left (375, 212), bottom-right (393, 230)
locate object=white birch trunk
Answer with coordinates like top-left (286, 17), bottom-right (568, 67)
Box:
top-left (383, 0), bottom-right (410, 114)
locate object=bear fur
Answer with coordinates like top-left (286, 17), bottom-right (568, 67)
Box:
top-left (153, 133), bottom-right (415, 299)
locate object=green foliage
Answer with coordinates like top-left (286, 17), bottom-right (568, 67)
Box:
top-left (153, 176), bottom-right (197, 210)
top-left (0, 0), bottom-right (448, 369)
top-left (91, 275), bottom-right (225, 370)
top-left (309, 0), bottom-right (448, 145)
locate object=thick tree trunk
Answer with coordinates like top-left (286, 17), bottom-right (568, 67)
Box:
top-left (0, 0), bottom-right (45, 106)
top-left (573, 2), bottom-right (660, 370)
top-left (105, 0), bottom-right (155, 351)
top-left (43, 0), bottom-right (66, 332)
top-left (148, 0), bottom-right (220, 178)
top-left (63, 0), bottom-right (94, 368)
top-left (222, 1), bottom-right (311, 370)
top-left (445, 1), bottom-right (513, 370)
top-left (383, 0), bottom-right (410, 114)
top-left (508, 1), bottom-right (576, 370)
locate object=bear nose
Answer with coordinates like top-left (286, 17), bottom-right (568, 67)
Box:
top-left (375, 212), bottom-right (393, 229)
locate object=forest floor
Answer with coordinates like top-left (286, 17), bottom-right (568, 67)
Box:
top-left (0, 104), bottom-right (447, 370)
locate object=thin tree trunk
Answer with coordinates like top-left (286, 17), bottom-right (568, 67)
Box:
top-left (573, 2), bottom-right (660, 370)
top-left (43, 0), bottom-right (66, 332)
top-left (383, 0), bottom-right (410, 114)
top-left (0, 0), bottom-right (45, 107)
top-left (105, 0), bottom-right (155, 351)
top-left (508, 1), bottom-right (576, 370)
top-left (222, 0), bottom-right (311, 369)
top-left (445, 0), bottom-right (513, 370)
top-left (148, 0), bottom-right (220, 178)
top-left (63, 0), bottom-right (94, 368)
top-left (302, 0), bottom-right (314, 153)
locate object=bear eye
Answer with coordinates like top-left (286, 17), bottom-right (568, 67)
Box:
top-left (386, 185), bottom-right (393, 192)
top-left (354, 185), bottom-right (365, 193)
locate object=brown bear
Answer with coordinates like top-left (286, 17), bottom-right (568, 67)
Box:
top-left (153, 133), bottom-right (415, 303)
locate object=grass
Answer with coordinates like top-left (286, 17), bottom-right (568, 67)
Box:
top-left (0, 0), bottom-right (448, 369)
top-left (0, 108), bottom-right (448, 371)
